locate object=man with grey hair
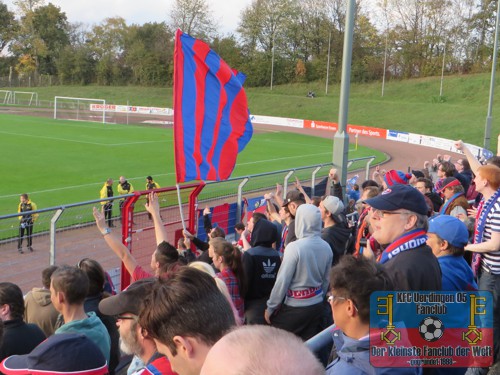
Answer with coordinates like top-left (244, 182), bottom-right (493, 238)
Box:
top-left (99, 279), bottom-right (175, 375)
top-left (200, 325), bottom-right (324, 375)
top-left (363, 184), bottom-right (442, 290)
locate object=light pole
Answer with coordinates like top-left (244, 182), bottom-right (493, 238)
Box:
top-left (381, 31), bottom-right (388, 97)
top-left (484, 0), bottom-right (500, 150)
top-left (270, 32), bottom-right (275, 90)
top-left (439, 42), bottom-right (446, 98)
top-left (326, 29), bottom-right (331, 95)
top-left (333, 0), bottom-right (356, 197)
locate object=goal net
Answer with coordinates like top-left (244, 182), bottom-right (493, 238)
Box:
top-left (54, 96), bottom-right (106, 123)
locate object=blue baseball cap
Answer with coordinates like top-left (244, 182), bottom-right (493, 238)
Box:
top-left (364, 184), bottom-right (428, 216)
top-left (0, 333), bottom-right (108, 375)
top-left (428, 215), bottom-right (469, 248)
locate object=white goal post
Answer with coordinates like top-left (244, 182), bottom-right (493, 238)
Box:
top-left (13, 91), bottom-right (38, 106)
top-left (0, 90), bottom-right (12, 104)
top-left (54, 96), bottom-right (106, 123)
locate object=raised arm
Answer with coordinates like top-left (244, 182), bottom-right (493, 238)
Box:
top-left (144, 192), bottom-right (168, 245)
top-left (93, 207), bottom-right (138, 277)
top-left (454, 140), bottom-right (482, 176)
top-left (294, 177), bottom-right (312, 204)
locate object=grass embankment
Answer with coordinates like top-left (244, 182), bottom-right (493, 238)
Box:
top-left (20, 72), bottom-right (500, 150)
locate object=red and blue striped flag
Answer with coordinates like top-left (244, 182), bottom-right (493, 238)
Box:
top-left (173, 29), bottom-right (253, 183)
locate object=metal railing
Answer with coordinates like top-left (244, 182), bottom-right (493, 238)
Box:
top-left (0, 157), bottom-right (375, 294)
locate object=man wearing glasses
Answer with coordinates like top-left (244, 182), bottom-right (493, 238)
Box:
top-left (99, 279), bottom-right (175, 375)
top-left (363, 184), bottom-right (442, 290)
top-left (325, 255), bottom-right (420, 375)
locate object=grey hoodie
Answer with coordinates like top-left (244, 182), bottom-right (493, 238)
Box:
top-left (267, 204), bottom-right (332, 314)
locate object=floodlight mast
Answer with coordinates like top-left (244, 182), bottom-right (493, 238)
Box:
top-left (484, 0), bottom-right (500, 150)
top-left (333, 0), bottom-right (355, 201)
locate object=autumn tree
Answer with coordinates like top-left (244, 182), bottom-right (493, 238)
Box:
top-left (169, 0), bottom-right (216, 40)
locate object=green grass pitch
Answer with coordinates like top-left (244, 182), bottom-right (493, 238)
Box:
top-left (0, 113), bottom-right (386, 216)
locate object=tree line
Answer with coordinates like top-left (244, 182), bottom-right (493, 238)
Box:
top-left (0, 0), bottom-right (498, 87)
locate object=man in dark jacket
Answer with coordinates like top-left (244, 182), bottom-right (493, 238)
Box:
top-left (319, 195), bottom-right (352, 265)
top-left (242, 218), bottom-right (281, 325)
top-left (364, 184), bottom-right (442, 291)
top-left (0, 282), bottom-right (46, 360)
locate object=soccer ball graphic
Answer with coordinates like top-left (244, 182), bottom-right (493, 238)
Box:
top-left (419, 316), bottom-right (444, 342)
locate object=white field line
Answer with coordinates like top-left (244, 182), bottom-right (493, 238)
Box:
top-left (0, 151), bottom-right (352, 200)
top-left (0, 130), bottom-right (166, 146)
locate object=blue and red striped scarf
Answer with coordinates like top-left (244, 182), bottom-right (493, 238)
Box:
top-left (471, 188), bottom-right (500, 277)
top-left (377, 229), bottom-right (428, 264)
top-left (439, 192), bottom-right (465, 215)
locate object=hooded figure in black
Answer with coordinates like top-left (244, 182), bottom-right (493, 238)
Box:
top-left (242, 218), bottom-right (281, 325)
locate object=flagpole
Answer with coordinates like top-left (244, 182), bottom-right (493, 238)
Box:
top-left (176, 184), bottom-right (187, 231)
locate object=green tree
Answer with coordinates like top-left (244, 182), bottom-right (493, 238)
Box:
top-left (124, 22), bottom-right (174, 85)
top-left (0, 2), bottom-right (17, 53)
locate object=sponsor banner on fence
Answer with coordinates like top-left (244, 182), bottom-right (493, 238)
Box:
top-left (90, 104), bottom-right (173, 116)
top-left (304, 120), bottom-right (338, 132)
top-left (347, 124), bottom-right (387, 138)
top-left (370, 291), bottom-right (493, 368)
top-left (408, 134), bottom-right (458, 151)
top-left (387, 130), bottom-right (410, 142)
top-left (250, 115), bottom-right (303, 128)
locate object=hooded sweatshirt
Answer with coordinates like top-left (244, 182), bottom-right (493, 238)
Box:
top-left (267, 204), bottom-right (332, 314)
top-left (24, 287), bottom-right (59, 337)
top-left (326, 330), bottom-right (422, 375)
top-left (242, 218), bottom-right (281, 301)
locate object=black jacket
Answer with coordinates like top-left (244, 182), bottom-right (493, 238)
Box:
top-left (321, 223), bottom-right (352, 265)
top-left (0, 318), bottom-right (46, 360)
top-left (243, 219), bottom-right (281, 301)
top-left (382, 244), bottom-right (442, 291)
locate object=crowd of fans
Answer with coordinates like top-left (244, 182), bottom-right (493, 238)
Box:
top-left (1, 137), bottom-right (500, 375)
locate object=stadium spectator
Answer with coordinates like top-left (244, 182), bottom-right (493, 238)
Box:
top-left (437, 160), bottom-right (469, 194)
top-left (0, 282), bottom-right (45, 360)
top-left (464, 164), bottom-right (500, 373)
top-left (99, 278), bottom-right (175, 375)
top-left (93, 192), bottom-right (180, 281)
top-left (201, 325), bottom-right (324, 375)
top-left (118, 176), bottom-right (135, 220)
top-left (188, 261), bottom-right (242, 326)
top-left (138, 267), bottom-right (236, 375)
top-left (363, 184), bottom-right (442, 290)
top-left (212, 240), bottom-right (246, 322)
top-left (265, 204), bottom-right (332, 340)
top-left (24, 265), bottom-right (59, 337)
top-left (177, 237), bottom-right (195, 264)
top-left (183, 207), bottom-right (226, 264)
top-left (241, 217), bottom-right (281, 325)
top-left (427, 215), bottom-right (477, 291)
top-left (0, 333), bottom-right (108, 375)
top-left (50, 266), bottom-right (111, 363)
top-left (415, 177), bottom-right (442, 213)
top-left (282, 189), bottom-right (306, 247)
top-left (78, 258), bottom-right (120, 375)
top-left (383, 169), bottom-right (412, 188)
top-left (325, 255), bottom-right (419, 375)
top-left (353, 186), bottom-right (381, 258)
top-left (320, 195), bottom-right (352, 265)
top-left (100, 178), bottom-right (114, 227)
top-left (437, 177), bottom-right (469, 217)
top-left (17, 193), bottom-right (37, 254)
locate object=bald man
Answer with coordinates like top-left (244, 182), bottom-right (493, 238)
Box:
top-left (200, 325), bottom-right (324, 375)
